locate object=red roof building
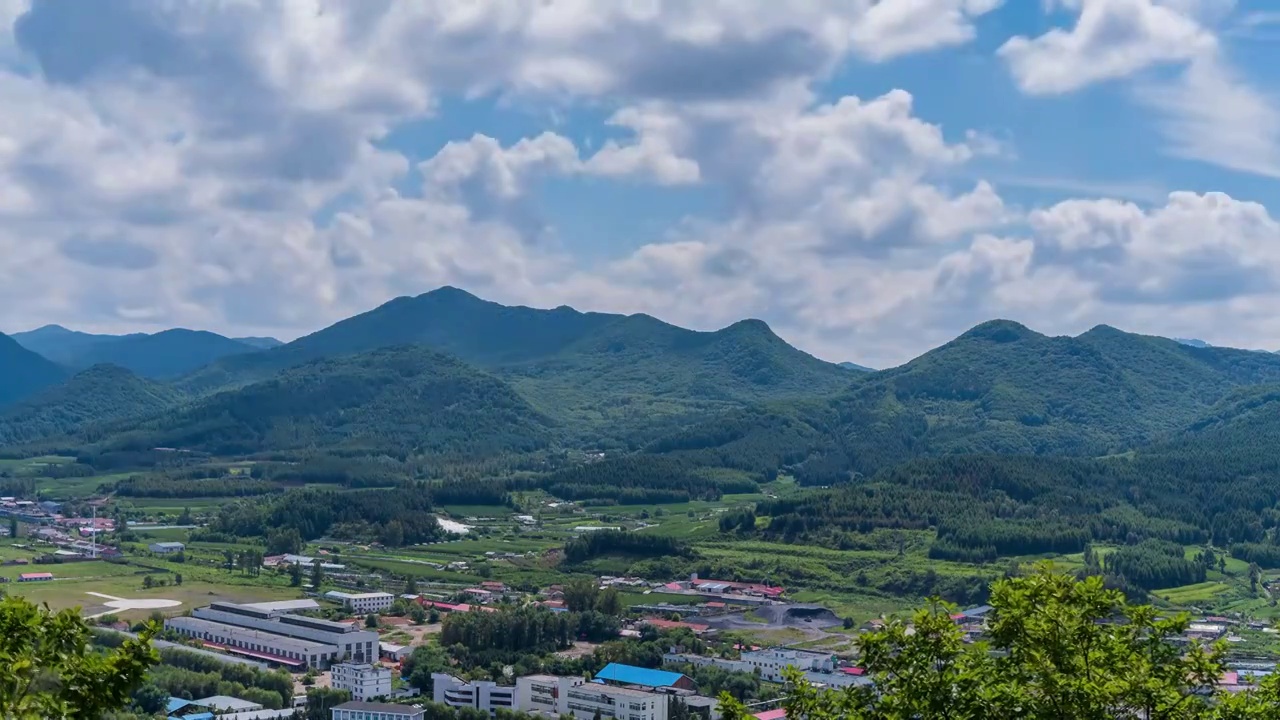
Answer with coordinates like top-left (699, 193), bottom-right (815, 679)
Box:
top-left (18, 572), bottom-right (53, 582)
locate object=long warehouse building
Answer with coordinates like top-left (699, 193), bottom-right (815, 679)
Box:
top-left (165, 616), bottom-right (337, 668)
top-left (165, 601), bottom-right (378, 668)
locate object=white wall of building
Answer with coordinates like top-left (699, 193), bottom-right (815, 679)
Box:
top-left (515, 675), bottom-right (669, 720)
top-left (738, 650), bottom-right (835, 683)
top-left (326, 591), bottom-right (395, 614)
top-left (433, 673), bottom-right (517, 716)
top-left (332, 663), bottom-right (393, 702)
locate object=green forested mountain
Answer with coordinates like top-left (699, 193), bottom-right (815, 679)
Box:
top-left (13, 327), bottom-right (261, 378)
top-left (500, 314), bottom-right (856, 439)
top-left (75, 329), bottom-right (261, 378)
top-left (175, 288), bottom-right (853, 437)
top-left (0, 332), bottom-right (67, 408)
top-left (232, 336), bottom-right (283, 349)
top-left (10, 324), bottom-right (145, 364)
top-left (177, 287), bottom-right (622, 392)
top-left (648, 320), bottom-right (1280, 481)
top-left (0, 364), bottom-right (184, 445)
top-left (97, 345), bottom-right (552, 457)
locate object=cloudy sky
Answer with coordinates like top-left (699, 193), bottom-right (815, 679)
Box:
top-left (2, 0), bottom-right (1279, 367)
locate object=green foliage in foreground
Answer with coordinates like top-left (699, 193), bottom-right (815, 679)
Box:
top-left (718, 568), bottom-right (1280, 720)
top-left (0, 594), bottom-right (159, 719)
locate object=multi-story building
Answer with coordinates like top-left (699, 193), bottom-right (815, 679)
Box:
top-left (325, 591), bottom-right (395, 614)
top-left (166, 601), bottom-right (378, 668)
top-left (332, 663), bottom-right (393, 702)
top-left (515, 675), bottom-right (669, 720)
top-left (738, 649), bottom-right (835, 683)
top-left (330, 701), bottom-right (425, 720)
top-left (432, 673), bottom-right (517, 715)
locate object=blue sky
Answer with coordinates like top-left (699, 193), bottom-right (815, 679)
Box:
top-left (1, 0), bottom-right (1279, 367)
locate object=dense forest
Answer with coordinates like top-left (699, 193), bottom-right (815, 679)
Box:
top-left (201, 486), bottom-right (445, 545)
top-left (90, 346), bottom-right (553, 458)
top-left (530, 455), bottom-right (758, 505)
top-left (0, 365), bottom-right (184, 446)
top-left (749, 451), bottom-right (1280, 586)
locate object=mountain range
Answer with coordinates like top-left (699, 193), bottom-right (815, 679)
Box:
top-left (3, 286), bottom-right (1280, 476)
top-left (10, 325), bottom-right (280, 378)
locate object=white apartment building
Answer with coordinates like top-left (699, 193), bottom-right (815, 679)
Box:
top-left (330, 701), bottom-right (425, 720)
top-left (515, 675), bottom-right (668, 720)
top-left (177, 601), bottom-right (378, 667)
top-left (433, 673), bottom-right (517, 715)
top-left (326, 591), bottom-right (395, 614)
top-left (332, 663), bottom-right (393, 702)
top-left (739, 649), bottom-right (836, 683)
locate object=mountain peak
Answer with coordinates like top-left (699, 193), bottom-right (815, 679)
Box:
top-left (721, 318), bottom-right (775, 336)
top-left (958, 319), bottom-right (1039, 344)
top-left (25, 324), bottom-right (74, 335)
top-left (419, 285), bottom-right (484, 303)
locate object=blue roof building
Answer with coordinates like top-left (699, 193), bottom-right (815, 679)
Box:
top-left (166, 697), bottom-right (214, 720)
top-left (594, 663), bottom-right (695, 690)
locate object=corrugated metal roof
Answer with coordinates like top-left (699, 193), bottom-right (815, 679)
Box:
top-left (595, 663), bottom-right (688, 688)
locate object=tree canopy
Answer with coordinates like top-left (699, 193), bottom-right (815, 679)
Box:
top-left (717, 568), bottom-right (1280, 720)
top-left (0, 594), bottom-right (158, 719)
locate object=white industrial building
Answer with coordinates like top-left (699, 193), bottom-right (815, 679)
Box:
top-left (737, 649), bottom-right (836, 683)
top-left (165, 601), bottom-right (378, 668)
top-left (165, 616), bottom-right (337, 668)
top-left (326, 590), bottom-right (395, 614)
top-left (666, 648), bottom-right (850, 687)
top-left (149, 541), bottom-right (185, 554)
top-left (331, 701), bottom-right (425, 720)
top-left (516, 675), bottom-right (669, 720)
top-left (433, 673), bottom-right (517, 715)
top-left (332, 663), bottom-right (393, 702)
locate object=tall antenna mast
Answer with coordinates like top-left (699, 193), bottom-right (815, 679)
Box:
top-left (91, 504), bottom-right (97, 559)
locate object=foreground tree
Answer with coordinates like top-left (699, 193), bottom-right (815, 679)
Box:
top-left (719, 568), bottom-right (1256, 720)
top-left (0, 595), bottom-right (159, 719)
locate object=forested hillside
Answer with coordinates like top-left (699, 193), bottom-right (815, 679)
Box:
top-left (64, 329), bottom-right (262, 378)
top-left (91, 345), bottom-right (552, 457)
top-left (647, 320), bottom-right (1280, 481)
top-left (174, 287), bottom-right (853, 442)
top-left (0, 365), bottom-right (184, 445)
top-left (176, 287), bottom-right (623, 392)
top-left (0, 332), bottom-right (67, 408)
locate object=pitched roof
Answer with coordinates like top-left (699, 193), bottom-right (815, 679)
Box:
top-left (754, 709), bottom-right (787, 720)
top-left (595, 662), bottom-right (689, 688)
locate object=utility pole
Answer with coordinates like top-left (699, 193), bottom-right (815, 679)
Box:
top-left (90, 504), bottom-right (96, 559)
